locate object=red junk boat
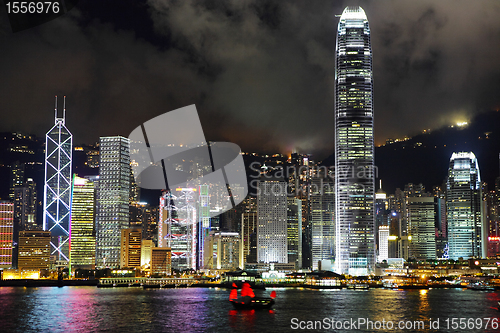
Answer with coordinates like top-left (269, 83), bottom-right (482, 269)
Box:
top-left (229, 282), bottom-right (276, 309)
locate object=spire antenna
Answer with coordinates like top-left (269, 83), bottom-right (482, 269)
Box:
top-left (63, 96), bottom-right (66, 120)
top-left (54, 95), bottom-right (58, 121)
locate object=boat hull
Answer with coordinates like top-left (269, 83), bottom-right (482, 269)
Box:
top-left (230, 298), bottom-right (275, 309)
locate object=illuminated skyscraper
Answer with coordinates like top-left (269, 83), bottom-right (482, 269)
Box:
top-left (0, 201), bottom-right (14, 268)
top-left (70, 176), bottom-right (96, 270)
top-left (378, 225), bottom-right (389, 262)
top-left (159, 188), bottom-right (197, 271)
top-left (407, 197), bottom-right (436, 260)
top-left (197, 185), bottom-right (210, 269)
top-left (204, 231), bottom-right (241, 270)
top-left (241, 196), bottom-right (257, 265)
top-left (335, 6), bottom-right (375, 275)
top-left (310, 175), bottom-right (335, 271)
top-left (257, 179), bottom-right (287, 263)
top-left (120, 228), bottom-right (141, 268)
top-left (18, 230), bottom-right (51, 271)
top-left (287, 197), bottom-right (302, 269)
top-left (96, 136), bottom-right (131, 268)
top-left (43, 96), bottom-right (72, 262)
top-left (446, 152), bottom-right (485, 259)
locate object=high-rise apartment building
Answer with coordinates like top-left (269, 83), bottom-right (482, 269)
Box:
top-left (96, 136), bottom-right (131, 268)
top-left (335, 6), bottom-right (375, 275)
top-left (310, 175), bottom-right (335, 270)
top-left (446, 152), bottom-right (485, 260)
top-left (257, 179), bottom-right (287, 264)
top-left (43, 96), bottom-right (72, 262)
top-left (70, 176), bottom-right (96, 269)
top-left (0, 201), bottom-right (14, 268)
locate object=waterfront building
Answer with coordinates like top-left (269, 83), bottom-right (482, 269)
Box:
top-left (257, 179), bottom-right (288, 264)
top-left (334, 6), bottom-right (375, 275)
top-left (446, 152), bottom-right (485, 260)
top-left (151, 247), bottom-right (172, 277)
top-left (120, 228), bottom-right (142, 268)
top-left (18, 230), bottom-right (51, 271)
top-left (43, 96), bottom-right (72, 263)
top-left (407, 197), bottom-right (436, 260)
top-left (96, 136), bottom-right (131, 268)
top-left (204, 231), bottom-right (241, 270)
top-left (310, 175), bottom-right (335, 271)
top-left (159, 188), bottom-right (197, 271)
top-left (141, 239), bottom-right (154, 268)
top-left (0, 201), bottom-right (14, 268)
top-left (69, 176), bottom-right (96, 270)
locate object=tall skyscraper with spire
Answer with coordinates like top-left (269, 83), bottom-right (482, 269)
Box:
top-left (335, 6), bottom-right (375, 275)
top-left (446, 152), bottom-right (485, 259)
top-left (43, 96), bottom-right (73, 262)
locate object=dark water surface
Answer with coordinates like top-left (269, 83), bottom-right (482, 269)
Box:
top-left (0, 287), bottom-right (499, 332)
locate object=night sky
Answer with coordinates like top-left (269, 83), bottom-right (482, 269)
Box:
top-left (1, 0), bottom-right (500, 160)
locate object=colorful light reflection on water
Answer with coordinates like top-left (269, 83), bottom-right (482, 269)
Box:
top-left (0, 287), bottom-right (499, 332)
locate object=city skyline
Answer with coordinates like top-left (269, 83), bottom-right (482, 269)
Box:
top-left (1, 1), bottom-right (500, 159)
top-left (2, 4), bottom-right (500, 332)
top-left (0, 4), bottom-right (499, 272)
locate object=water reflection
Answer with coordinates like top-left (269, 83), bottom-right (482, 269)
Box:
top-left (418, 289), bottom-right (430, 321)
top-left (0, 287), bottom-right (499, 332)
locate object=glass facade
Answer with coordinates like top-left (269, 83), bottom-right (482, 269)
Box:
top-left (70, 176), bottom-right (96, 269)
top-left (335, 6), bottom-right (375, 275)
top-left (0, 201), bottom-right (14, 268)
top-left (407, 197), bottom-right (436, 260)
top-left (43, 98), bottom-right (72, 262)
top-left (446, 152), bottom-right (484, 259)
top-left (96, 136), bottom-right (131, 268)
top-left (159, 188), bottom-right (197, 271)
top-left (310, 176), bottom-right (335, 271)
top-left (287, 197), bottom-right (302, 269)
top-left (257, 180), bottom-right (287, 264)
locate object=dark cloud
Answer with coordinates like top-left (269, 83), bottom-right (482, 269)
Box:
top-left (0, 0), bottom-right (499, 159)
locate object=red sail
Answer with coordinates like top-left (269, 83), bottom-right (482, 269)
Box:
top-left (240, 282), bottom-right (255, 298)
top-left (229, 289), bottom-right (238, 300)
top-left (270, 291), bottom-right (276, 299)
